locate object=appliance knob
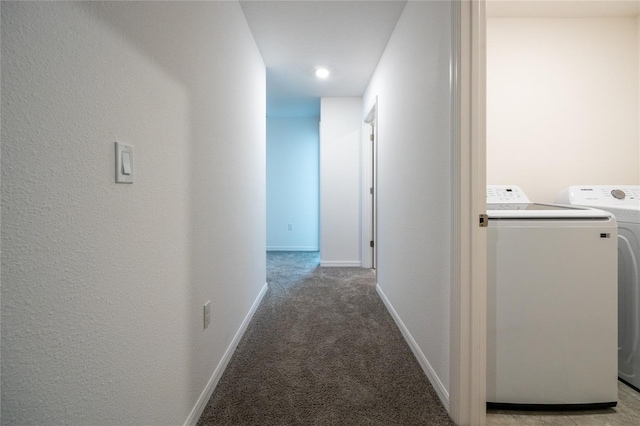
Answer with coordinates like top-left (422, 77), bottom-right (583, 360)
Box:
top-left (611, 189), bottom-right (626, 200)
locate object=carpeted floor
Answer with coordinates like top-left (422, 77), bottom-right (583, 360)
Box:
top-left (197, 251), bottom-right (453, 425)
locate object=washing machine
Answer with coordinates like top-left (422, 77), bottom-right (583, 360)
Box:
top-left (487, 185), bottom-right (618, 409)
top-left (556, 185), bottom-right (640, 391)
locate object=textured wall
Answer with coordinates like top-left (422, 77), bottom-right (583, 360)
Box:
top-left (320, 97), bottom-right (363, 267)
top-left (363, 0), bottom-right (452, 397)
top-left (487, 17), bottom-right (640, 202)
top-left (1, 2), bottom-right (265, 424)
top-left (267, 117), bottom-right (320, 251)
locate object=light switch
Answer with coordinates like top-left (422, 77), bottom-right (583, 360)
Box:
top-left (121, 151), bottom-right (131, 175)
top-left (115, 142), bottom-right (134, 184)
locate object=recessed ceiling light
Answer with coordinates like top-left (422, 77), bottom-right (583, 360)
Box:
top-left (315, 68), bottom-right (330, 79)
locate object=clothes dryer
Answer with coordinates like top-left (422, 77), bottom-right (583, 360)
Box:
top-left (487, 186), bottom-right (618, 409)
top-left (556, 185), bottom-right (640, 391)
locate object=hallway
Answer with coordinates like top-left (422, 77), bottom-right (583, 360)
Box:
top-left (1, 2), bottom-right (463, 423)
top-left (196, 252), bottom-right (452, 425)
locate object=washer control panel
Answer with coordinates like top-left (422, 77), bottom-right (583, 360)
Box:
top-left (487, 185), bottom-right (531, 204)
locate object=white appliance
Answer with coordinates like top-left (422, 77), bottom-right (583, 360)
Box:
top-left (487, 185), bottom-right (618, 409)
top-left (556, 185), bottom-right (640, 391)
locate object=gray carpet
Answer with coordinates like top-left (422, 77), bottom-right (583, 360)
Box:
top-left (197, 251), bottom-right (453, 425)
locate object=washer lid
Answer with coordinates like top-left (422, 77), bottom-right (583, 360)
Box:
top-left (487, 203), bottom-right (613, 219)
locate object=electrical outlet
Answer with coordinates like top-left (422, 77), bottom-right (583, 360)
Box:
top-left (203, 300), bottom-right (211, 329)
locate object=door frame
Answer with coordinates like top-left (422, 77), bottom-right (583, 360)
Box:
top-left (450, 1), bottom-right (487, 425)
top-left (362, 100), bottom-right (377, 270)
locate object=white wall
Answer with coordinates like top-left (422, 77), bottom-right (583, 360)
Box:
top-left (319, 97), bottom-right (362, 267)
top-left (267, 117), bottom-right (319, 251)
top-left (363, 0), bottom-right (452, 408)
top-left (1, 2), bottom-right (266, 425)
top-left (487, 17), bottom-right (640, 202)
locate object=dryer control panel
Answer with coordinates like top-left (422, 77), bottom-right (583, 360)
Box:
top-left (557, 186), bottom-right (640, 207)
top-left (487, 185), bottom-right (531, 204)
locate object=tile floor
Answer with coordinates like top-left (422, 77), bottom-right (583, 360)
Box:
top-left (487, 381), bottom-right (640, 425)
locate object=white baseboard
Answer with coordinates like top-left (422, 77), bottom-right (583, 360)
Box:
top-left (375, 284), bottom-right (450, 412)
top-left (320, 260), bottom-right (362, 267)
top-left (266, 246), bottom-right (319, 252)
top-left (184, 282), bottom-right (268, 426)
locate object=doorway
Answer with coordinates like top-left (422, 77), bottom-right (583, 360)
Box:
top-left (363, 100), bottom-right (378, 270)
top-left (265, 117), bottom-right (320, 253)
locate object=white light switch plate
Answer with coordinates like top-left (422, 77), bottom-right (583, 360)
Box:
top-left (115, 142), bottom-right (134, 183)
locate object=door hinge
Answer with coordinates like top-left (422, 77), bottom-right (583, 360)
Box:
top-left (370, 134), bottom-right (374, 142)
top-left (370, 240), bottom-right (375, 248)
top-left (479, 214), bottom-right (489, 228)
top-left (369, 187), bottom-right (374, 195)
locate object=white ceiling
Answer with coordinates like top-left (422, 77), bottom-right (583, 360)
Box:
top-left (241, 0), bottom-right (639, 118)
top-left (240, 0), bottom-right (407, 117)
